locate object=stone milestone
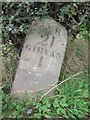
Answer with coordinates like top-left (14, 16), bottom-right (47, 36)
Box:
top-left (11, 18), bottom-right (67, 98)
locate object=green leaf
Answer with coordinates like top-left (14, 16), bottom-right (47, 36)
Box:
top-left (25, 101), bottom-right (31, 106)
top-left (53, 98), bottom-right (59, 108)
top-left (45, 114), bottom-right (51, 118)
top-left (33, 113), bottom-right (42, 118)
top-left (16, 104), bottom-right (23, 111)
top-left (67, 109), bottom-right (76, 118)
top-left (35, 102), bottom-right (42, 108)
top-left (57, 107), bottom-right (66, 115)
top-left (59, 97), bottom-right (68, 107)
top-left (72, 109), bottom-right (84, 117)
top-left (12, 111), bottom-right (19, 118)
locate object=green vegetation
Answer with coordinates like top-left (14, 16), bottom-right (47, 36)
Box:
top-left (1, 2), bottom-right (90, 119)
top-left (1, 71), bottom-right (89, 118)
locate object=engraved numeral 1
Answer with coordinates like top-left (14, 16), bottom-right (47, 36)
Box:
top-left (50, 36), bottom-right (55, 47)
top-left (38, 56), bottom-right (43, 67)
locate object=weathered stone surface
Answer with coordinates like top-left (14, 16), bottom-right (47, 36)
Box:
top-left (11, 18), bottom-right (67, 98)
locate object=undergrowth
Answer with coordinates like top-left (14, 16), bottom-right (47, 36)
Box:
top-left (1, 70), bottom-right (89, 119)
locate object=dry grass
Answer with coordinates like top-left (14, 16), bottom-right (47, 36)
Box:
top-left (60, 36), bottom-right (88, 80)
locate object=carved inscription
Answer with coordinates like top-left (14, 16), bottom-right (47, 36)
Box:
top-left (38, 56), bottom-right (43, 67)
top-left (11, 18), bottom-right (67, 98)
top-left (55, 28), bottom-right (61, 34)
top-left (24, 27), bottom-right (63, 67)
top-left (37, 27), bottom-right (60, 47)
top-left (25, 44), bottom-right (62, 59)
top-left (38, 35), bottom-right (55, 48)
